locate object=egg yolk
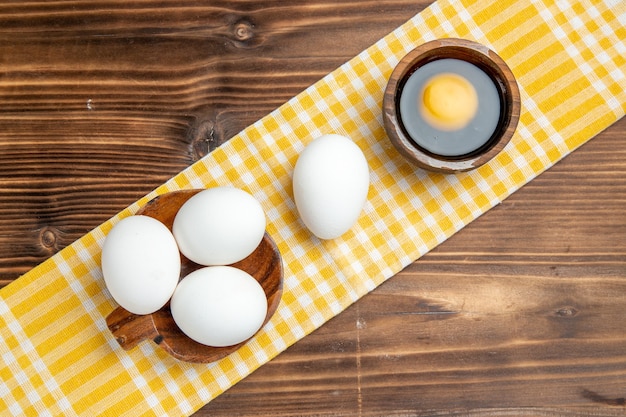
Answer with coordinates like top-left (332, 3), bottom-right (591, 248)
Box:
top-left (419, 73), bottom-right (478, 131)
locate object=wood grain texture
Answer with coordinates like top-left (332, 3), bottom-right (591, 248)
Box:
top-left (0, 1), bottom-right (624, 416)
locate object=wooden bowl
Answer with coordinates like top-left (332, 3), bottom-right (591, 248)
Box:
top-left (383, 38), bottom-right (520, 173)
top-left (105, 189), bottom-right (283, 363)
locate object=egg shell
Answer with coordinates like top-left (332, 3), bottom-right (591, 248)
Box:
top-left (101, 215), bottom-right (181, 315)
top-left (293, 134), bottom-right (370, 240)
top-left (172, 187), bottom-right (266, 266)
top-left (170, 266), bottom-right (268, 347)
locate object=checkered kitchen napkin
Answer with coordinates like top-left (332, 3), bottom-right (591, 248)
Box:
top-left (1, 0), bottom-right (624, 415)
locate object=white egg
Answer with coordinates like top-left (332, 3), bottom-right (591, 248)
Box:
top-left (172, 187), bottom-right (266, 266)
top-left (293, 134), bottom-right (370, 239)
top-left (170, 266), bottom-right (268, 347)
top-left (101, 215), bottom-right (181, 315)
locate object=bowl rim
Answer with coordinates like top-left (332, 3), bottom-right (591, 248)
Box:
top-left (383, 38), bottom-right (521, 173)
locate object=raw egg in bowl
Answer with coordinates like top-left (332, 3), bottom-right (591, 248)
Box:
top-left (383, 38), bottom-right (521, 173)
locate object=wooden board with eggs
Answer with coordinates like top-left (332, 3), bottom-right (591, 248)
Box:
top-left (103, 134), bottom-right (370, 363)
top-left (103, 38), bottom-right (519, 363)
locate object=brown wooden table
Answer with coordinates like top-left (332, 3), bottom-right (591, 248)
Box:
top-left (1, 1), bottom-right (625, 416)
